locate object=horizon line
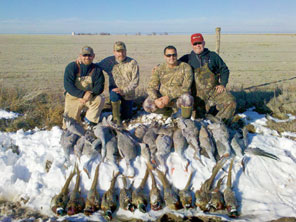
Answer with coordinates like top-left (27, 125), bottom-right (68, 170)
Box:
top-left (1, 32), bottom-right (296, 35)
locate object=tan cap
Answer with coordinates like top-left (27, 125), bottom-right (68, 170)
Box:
top-left (81, 46), bottom-right (94, 55)
top-left (113, 41), bottom-right (126, 51)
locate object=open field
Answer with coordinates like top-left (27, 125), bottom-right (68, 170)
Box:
top-left (0, 34), bottom-right (296, 94)
top-left (1, 34), bottom-right (296, 131)
top-left (1, 35), bottom-right (296, 222)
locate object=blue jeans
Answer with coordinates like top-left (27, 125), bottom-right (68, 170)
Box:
top-left (110, 90), bottom-right (133, 120)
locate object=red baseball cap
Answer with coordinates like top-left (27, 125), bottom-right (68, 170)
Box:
top-left (191, 33), bottom-right (204, 45)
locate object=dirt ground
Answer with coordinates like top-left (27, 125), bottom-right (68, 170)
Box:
top-left (0, 34), bottom-right (296, 96)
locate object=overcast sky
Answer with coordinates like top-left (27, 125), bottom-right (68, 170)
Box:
top-left (1, 0), bottom-right (296, 34)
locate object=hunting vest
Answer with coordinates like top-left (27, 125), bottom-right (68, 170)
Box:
top-left (194, 63), bottom-right (219, 101)
top-left (74, 62), bottom-right (95, 92)
top-left (187, 53), bottom-right (219, 101)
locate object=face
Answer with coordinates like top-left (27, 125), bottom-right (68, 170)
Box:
top-left (164, 48), bottom-right (177, 66)
top-left (80, 54), bottom-right (95, 65)
top-left (114, 49), bottom-right (127, 62)
top-left (192, 41), bottom-right (205, 54)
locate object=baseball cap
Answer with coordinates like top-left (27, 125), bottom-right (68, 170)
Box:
top-left (191, 33), bottom-right (204, 45)
top-left (113, 41), bottom-right (126, 51)
top-left (81, 46), bottom-right (94, 55)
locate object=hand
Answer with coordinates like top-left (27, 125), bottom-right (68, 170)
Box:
top-left (155, 98), bottom-right (164, 109)
top-left (78, 98), bottom-right (86, 105)
top-left (161, 95), bottom-right (170, 106)
top-left (215, 85), bottom-right (226, 94)
top-left (155, 96), bottom-right (169, 109)
top-left (112, 88), bottom-right (124, 95)
top-left (83, 91), bottom-right (92, 102)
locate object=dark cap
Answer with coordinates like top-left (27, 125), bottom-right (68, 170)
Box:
top-left (191, 33), bottom-right (204, 45)
top-left (81, 46), bottom-right (94, 55)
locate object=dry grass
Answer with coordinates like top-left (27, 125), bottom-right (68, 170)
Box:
top-left (0, 197), bottom-right (49, 221)
top-left (266, 119), bottom-right (296, 135)
top-left (1, 85), bottom-right (294, 132)
top-left (0, 87), bottom-right (64, 131)
top-left (266, 86), bottom-right (296, 119)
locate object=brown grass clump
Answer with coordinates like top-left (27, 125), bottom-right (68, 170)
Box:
top-left (266, 119), bottom-right (296, 135)
top-left (0, 87), bottom-right (64, 132)
top-left (270, 217), bottom-right (296, 222)
top-left (0, 87), bottom-right (26, 113)
top-left (266, 88), bottom-right (296, 119)
top-left (0, 197), bottom-right (49, 221)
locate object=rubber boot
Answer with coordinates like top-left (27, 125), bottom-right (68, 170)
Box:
top-left (181, 106), bottom-right (192, 119)
top-left (111, 101), bottom-right (121, 125)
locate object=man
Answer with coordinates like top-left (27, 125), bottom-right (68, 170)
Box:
top-left (143, 45), bottom-right (193, 119)
top-left (63, 46), bottom-right (105, 129)
top-left (98, 41), bottom-right (139, 125)
top-left (179, 33), bottom-right (236, 122)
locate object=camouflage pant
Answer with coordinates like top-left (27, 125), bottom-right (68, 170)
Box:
top-left (195, 89), bottom-right (236, 121)
top-left (143, 93), bottom-right (193, 116)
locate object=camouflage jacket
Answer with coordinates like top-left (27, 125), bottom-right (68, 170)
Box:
top-left (98, 56), bottom-right (139, 100)
top-left (147, 62), bottom-right (193, 101)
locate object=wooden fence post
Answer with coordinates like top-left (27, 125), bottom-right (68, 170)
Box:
top-left (215, 27), bottom-right (221, 54)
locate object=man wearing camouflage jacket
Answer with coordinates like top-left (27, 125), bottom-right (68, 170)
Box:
top-left (179, 33), bottom-right (236, 122)
top-left (143, 45), bottom-right (194, 118)
top-left (98, 41), bottom-right (139, 124)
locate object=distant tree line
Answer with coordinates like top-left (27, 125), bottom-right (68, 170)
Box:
top-left (72, 32), bottom-right (111, 35)
top-left (72, 32), bottom-right (169, 36)
top-left (136, 32), bottom-right (169, 36)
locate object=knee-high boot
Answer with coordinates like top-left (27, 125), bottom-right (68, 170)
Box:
top-left (111, 101), bottom-right (121, 125)
top-left (181, 106), bottom-right (192, 119)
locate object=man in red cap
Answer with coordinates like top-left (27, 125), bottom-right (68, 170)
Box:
top-left (179, 33), bottom-right (236, 123)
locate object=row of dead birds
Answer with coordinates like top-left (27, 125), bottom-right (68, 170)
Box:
top-left (60, 114), bottom-right (279, 178)
top-left (56, 114), bottom-right (280, 219)
top-left (51, 157), bottom-right (238, 220)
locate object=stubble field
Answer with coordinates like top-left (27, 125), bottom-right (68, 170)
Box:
top-left (1, 34), bottom-right (296, 94)
top-left (1, 34), bottom-right (296, 131)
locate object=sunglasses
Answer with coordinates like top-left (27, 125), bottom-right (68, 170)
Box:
top-left (82, 54), bottom-right (93, 57)
top-left (165, 53), bottom-right (177, 57)
top-left (193, 42), bottom-right (203, 46)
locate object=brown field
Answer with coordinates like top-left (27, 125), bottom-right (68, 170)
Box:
top-left (1, 34), bottom-right (296, 94)
top-left (1, 34), bottom-right (296, 131)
